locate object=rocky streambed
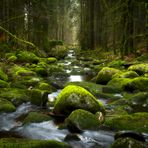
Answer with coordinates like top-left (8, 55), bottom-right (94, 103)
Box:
top-left (0, 49), bottom-right (148, 147)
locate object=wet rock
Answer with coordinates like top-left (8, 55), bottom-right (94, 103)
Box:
top-left (64, 133), bottom-right (81, 141)
top-left (0, 138), bottom-right (71, 148)
top-left (0, 88), bottom-right (30, 106)
top-left (105, 112), bottom-right (148, 133)
top-left (0, 98), bottom-right (16, 112)
top-left (23, 112), bottom-right (52, 124)
top-left (29, 89), bottom-right (49, 106)
top-left (128, 92), bottom-right (148, 112)
top-left (96, 67), bottom-right (121, 84)
top-left (114, 131), bottom-right (145, 142)
top-left (128, 63), bottom-right (148, 75)
top-left (53, 85), bottom-right (105, 116)
top-left (66, 109), bottom-right (101, 132)
top-left (110, 137), bottom-right (148, 148)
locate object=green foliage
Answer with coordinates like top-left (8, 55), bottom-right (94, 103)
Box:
top-left (0, 80), bottom-right (9, 88)
top-left (66, 109), bottom-right (101, 130)
top-left (0, 98), bottom-right (16, 112)
top-left (23, 112), bottom-right (52, 124)
top-left (108, 60), bottom-right (127, 69)
top-left (47, 57), bottom-right (57, 63)
top-left (38, 82), bottom-right (51, 91)
top-left (54, 85), bottom-right (105, 116)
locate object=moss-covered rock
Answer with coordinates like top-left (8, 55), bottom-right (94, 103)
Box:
top-left (0, 88), bottom-right (30, 106)
top-left (105, 112), bottom-right (148, 132)
top-left (0, 138), bottom-right (71, 148)
top-left (110, 137), bottom-right (148, 148)
top-left (66, 109), bottom-right (101, 131)
top-left (128, 63), bottom-right (148, 75)
top-left (17, 51), bottom-right (39, 63)
top-left (38, 82), bottom-right (51, 91)
top-left (7, 55), bottom-right (17, 62)
top-left (127, 77), bottom-right (148, 91)
top-left (47, 57), bottom-right (57, 63)
top-left (107, 78), bottom-right (132, 90)
top-left (0, 80), bottom-right (9, 88)
top-left (0, 68), bottom-right (8, 81)
top-left (0, 98), bottom-right (16, 112)
top-left (108, 60), bottom-right (127, 69)
top-left (96, 67), bottom-right (121, 84)
top-left (128, 92), bottom-right (148, 112)
top-left (23, 112), bottom-right (52, 124)
top-left (53, 85), bottom-right (105, 116)
top-left (29, 89), bottom-right (49, 106)
top-left (113, 71), bottom-right (139, 79)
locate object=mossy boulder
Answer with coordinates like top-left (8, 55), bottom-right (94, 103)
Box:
top-left (0, 80), bottom-right (9, 88)
top-left (47, 57), bottom-right (57, 63)
top-left (66, 109), bottom-right (101, 131)
top-left (0, 68), bottom-right (8, 81)
top-left (110, 137), bottom-right (148, 148)
top-left (38, 82), bottom-right (52, 91)
top-left (0, 88), bottom-right (30, 106)
top-left (29, 89), bottom-right (49, 106)
top-left (53, 85), bottom-right (105, 116)
top-left (107, 78), bottom-right (132, 90)
top-left (127, 77), bottom-right (148, 91)
top-left (108, 60), bottom-right (127, 68)
top-left (96, 67), bottom-right (121, 84)
top-left (113, 71), bottom-right (139, 79)
top-left (105, 112), bottom-right (148, 132)
top-left (128, 63), bottom-right (148, 75)
top-left (0, 138), bottom-right (71, 148)
top-left (23, 112), bottom-right (52, 124)
top-left (17, 51), bottom-right (39, 63)
top-left (7, 55), bottom-right (17, 62)
top-left (128, 92), bottom-right (148, 112)
top-left (0, 98), bottom-right (16, 112)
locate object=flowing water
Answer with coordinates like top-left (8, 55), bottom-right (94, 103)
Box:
top-left (0, 49), bottom-right (115, 147)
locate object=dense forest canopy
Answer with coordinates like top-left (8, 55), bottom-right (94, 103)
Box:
top-left (0, 0), bottom-right (147, 57)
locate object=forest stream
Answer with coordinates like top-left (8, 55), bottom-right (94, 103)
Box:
top-left (0, 49), bottom-right (115, 148)
top-left (0, 49), bottom-right (148, 148)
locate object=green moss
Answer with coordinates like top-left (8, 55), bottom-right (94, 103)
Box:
top-left (128, 63), bottom-right (148, 75)
top-left (38, 82), bottom-right (51, 91)
top-left (66, 109), bottom-right (101, 130)
top-left (113, 71), bottom-right (139, 79)
top-left (96, 67), bottom-right (121, 84)
top-left (17, 51), bottom-right (39, 63)
top-left (128, 77), bottom-right (148, 91)
top-left (29, 89), bottom-right (48, 106)
top-left (0, 138), bottom-right (71, 148)
top-left (23, 112), bottom-right (52, 124)
top-left (110, 137), bottom-right (148, 148)
top-left (0, 98), bottom-right (16, 112)
top-left (0, 88), bottom-right (30, 106)
top-left (107, 78), bottom-right (132, 90)
top-left (108, 60), bottom-right (127, 69)
top-left (128, 92), bottom-right (148, 112)
top-left (105, 112), bottom-right (148, 132)
top-left (0, 68), bottom-right (8, 81)
top-left (0, 80), bottom-right (9, 88)
top-left (47, 57), bottom-right (57, 63)
top-left (7, 55), bottom-right (17, 62)
top-left (54, 85), bottom-right (105, 116)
